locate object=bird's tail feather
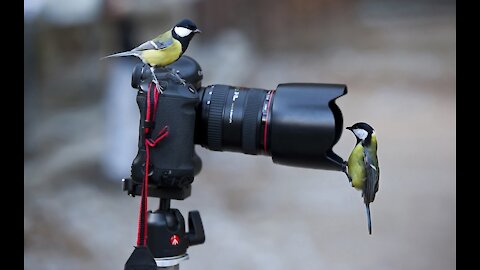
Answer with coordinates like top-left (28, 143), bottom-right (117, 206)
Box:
top-left (366, 203), bottom-right (372, 235)
top-left (100, 51), bottom-right (138, 60)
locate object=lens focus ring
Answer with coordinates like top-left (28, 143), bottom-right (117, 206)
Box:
top-left (207, 86), bottom-right (228, 150)
top-left (242, 90), bottom-right (265, 154)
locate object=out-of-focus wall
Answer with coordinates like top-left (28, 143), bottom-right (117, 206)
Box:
top-left (25, 0), bottom-right (455, 269)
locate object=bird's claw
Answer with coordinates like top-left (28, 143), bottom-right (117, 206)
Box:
top-left (168, 69), bottom-right (186, 85)
top-left (150, 67), bottom-right (164, 94)
top-left (342, 161), bottom-right (352, 182)
top-left (174, 77), bottom-right (186, 86)
top-left (152, 79), bottom-right (164, 94)
top-left (341, 162), bottom-right (347, 172)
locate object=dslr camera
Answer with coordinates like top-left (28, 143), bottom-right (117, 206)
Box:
top-left (123, 56), bottom-right (347, 269)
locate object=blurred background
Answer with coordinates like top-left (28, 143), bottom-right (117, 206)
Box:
top-left (24, 0), bottom-right (455, 269)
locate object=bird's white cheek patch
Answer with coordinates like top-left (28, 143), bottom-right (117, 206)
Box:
top-left (174, 27), bottom-right (192, 37)
top-left (353, 129), bottom-right (368, 140)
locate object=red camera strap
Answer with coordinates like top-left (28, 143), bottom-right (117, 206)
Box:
top-left (137, 83), bottom-right (169, 247)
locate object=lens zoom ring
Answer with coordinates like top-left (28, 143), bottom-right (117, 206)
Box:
top-left (242, 90), bottom-right (265, 154)
top-left (207, 86), bottom-right (228, 150)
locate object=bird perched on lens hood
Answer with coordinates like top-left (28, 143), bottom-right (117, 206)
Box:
top-left (344, 122), bottom-right (380, 235)
top-left (102, 19), bottom-right (201, 92)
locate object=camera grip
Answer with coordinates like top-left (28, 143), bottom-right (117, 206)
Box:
top-left (130, 75), bottom-right (199, 193)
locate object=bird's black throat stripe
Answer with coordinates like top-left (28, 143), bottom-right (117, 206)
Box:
top-left (362, 133), bottom-right (372, 147)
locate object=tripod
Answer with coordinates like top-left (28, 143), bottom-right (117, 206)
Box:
top-left (123, 178), bottom-right (205, 269)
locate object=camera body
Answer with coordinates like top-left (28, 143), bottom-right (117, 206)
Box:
top-left (127, 56), bottom-right (347, 200)
top-left (128, 66), bottom-right (199, 199)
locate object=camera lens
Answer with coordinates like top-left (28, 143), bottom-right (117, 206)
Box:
top-left (195, 85), bottom-right (268, 154)
top-left (195, 83), bottom-right (347, 171)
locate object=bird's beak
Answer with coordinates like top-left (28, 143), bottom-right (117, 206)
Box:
top-left (346, 126), bottom-right (352, 131)
top-left (194, 29), bottom-right (202, 33)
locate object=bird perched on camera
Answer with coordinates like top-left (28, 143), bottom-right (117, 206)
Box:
top-left (344, 122), bottom-right (380, 235)
top-left (101, 19), bottom-right (201, 92)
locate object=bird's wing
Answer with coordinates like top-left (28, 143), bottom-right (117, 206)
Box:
top-left (363, 148), bottom-right (379, 204)
top-left (132, 31), bottom-right (174, 52)
top-left (132, 38), bottom-right (173, 51)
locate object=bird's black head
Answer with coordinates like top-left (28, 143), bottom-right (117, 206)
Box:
top-left (172, 19), bottom-right (201, 53)
top-left (346, 122), bottom-right (375, 144)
